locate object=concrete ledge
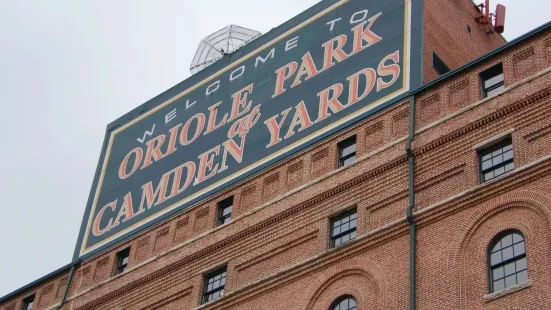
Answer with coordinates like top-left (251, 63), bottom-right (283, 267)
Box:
top-left (484, 280), bottom-right (532, 302)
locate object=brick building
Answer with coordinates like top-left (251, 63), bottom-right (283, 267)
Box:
top-left (2, 0), bottom-right (551, 309)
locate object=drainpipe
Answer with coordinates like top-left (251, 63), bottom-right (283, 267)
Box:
top-left (406, 95), bottom-right (416, 310)
top-left (56, 262), bottom-right (78, 310)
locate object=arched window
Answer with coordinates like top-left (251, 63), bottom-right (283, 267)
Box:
top-left (331, 295), bottom-right (357, 310)
top-left (489, 231), bottom-right (528, 292)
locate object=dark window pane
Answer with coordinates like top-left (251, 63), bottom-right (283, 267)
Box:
top-left (332, 297), bottom-right (357, 310)
top-left (505, 162), bottom-right (515, 172)
top-left (222, 206), bottom-right (232, 216)
top-left (505, 274), bottom-right (517, 287)
top-left (341, 234), bottom-right (350, 243)
top-left (492, 266), bottom-right (504, 280)
top-left (493, 279), bottom-right (505, 291)
top-left (338, 137), bottom-right (357, 167)
top-left (484, 73), bottom-right (504, 88)
top-left (494, 166), bottom-right (505, 177)
top-left (341, 144), bottom-right (356, 157)
top-left (492, 148), bottom-right (503, 157)
top-left (517, 270), bottom-right (529, 283)
top-left (492, 154), bottom-right (503, 166)
top-left (481, 64), bottom-right (504, 98)
top-left (501, 234), bottom-right (513, 247)
top-left (490, 252), bottom-right (502, 265)
top-left (203, 268), bottom-right (227, 304)
top-left (487, 85), bottom-right (505, 97)
top-left (217, 197), bottom-right (233, 226)
top-left (479, 139), bottom-right (513, 182)
top-left (504, 262), bottom-right (516, 276)
top-left (489, 232), bottom-right (529, 292)
top-left (503, 150), bottom-right (513, 161)
top-left (330, 210), bottom-right (357, 248)
top-left (513, 242), bottom-right (526, 256)
top-left (341, 221), bottom-right (350, 231)
top-left (492, 241), bottom-right (502, 252)
top-left (516, 257), bottom-right (527, 271)
top-left (342, 156), bottom-right (356, 166)
top-left (116, 248), bottom-right (131, 275)
top-left (502, 246), bottom-right (514, 261)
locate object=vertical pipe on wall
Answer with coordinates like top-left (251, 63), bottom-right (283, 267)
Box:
top-left (56, 263), bottom-right (78, 310)
top-left (406, 95), bottom-right (417, 310)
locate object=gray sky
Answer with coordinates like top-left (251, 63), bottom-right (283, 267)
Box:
top-left (0, 0), bottom-right (549, 297)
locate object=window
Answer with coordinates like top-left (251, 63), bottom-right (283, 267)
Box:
top-left (22, 295), bottom-right (34, 310)
top-left (331, 295), bottom-right (357, 310)
top-left (115, 247), bottom-right (130, 275)
top-left (338, 136), bottom-right (357, 167)
top-left (202, 267), bottom-right (227, 304)
top-left (479, 138), bottom-right (514, 183)
top-left (480, 63), bottom-right (504, 98)
top-left (217, 196), bottom-right (233, 226)
top-left (330, 209), bottom-right (357, 248)
top-left (489, 231), bottom-right (528, 292)
top-left (432, 52), bottom-right (451, 75)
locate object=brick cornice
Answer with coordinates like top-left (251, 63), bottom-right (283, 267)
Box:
top-left (414, 154), bottom-right (551, 226)
top-left (196, 222), bottom-right (408, 310)
top-left (70, 155), bottom-right (408, 309)
top-left (415, 87), bottom-right (551, 156)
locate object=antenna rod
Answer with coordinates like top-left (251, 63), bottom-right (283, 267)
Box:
top-left (485, 0), bottom-right (490, 23)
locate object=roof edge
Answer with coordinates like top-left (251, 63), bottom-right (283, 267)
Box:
top-left (0, 261), bottom-right (80, 304)
top-left (412, 21), bottom-right (551, 95)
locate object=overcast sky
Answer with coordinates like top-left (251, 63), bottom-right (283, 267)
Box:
top-left (0, 0), bottom-right (549, 297)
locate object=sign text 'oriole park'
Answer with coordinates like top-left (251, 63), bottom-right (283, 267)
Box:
top-left (75, 0), bottom-right (421, 259)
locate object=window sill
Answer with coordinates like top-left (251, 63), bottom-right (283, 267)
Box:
top-left (484, 280), bottom-right (532, 302)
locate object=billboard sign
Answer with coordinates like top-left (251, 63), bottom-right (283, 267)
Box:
top-left (75, 0), bottom-right (415, 258)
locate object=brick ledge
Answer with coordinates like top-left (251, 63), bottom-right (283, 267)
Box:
top-left (484, 280), bottom-right (532, 302)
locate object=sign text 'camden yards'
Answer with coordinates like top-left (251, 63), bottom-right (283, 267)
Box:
top-left (76, 0), bottom-right (411, 258)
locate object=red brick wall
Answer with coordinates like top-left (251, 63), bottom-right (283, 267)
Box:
top-left (423, 0), bottom-right (506, 82)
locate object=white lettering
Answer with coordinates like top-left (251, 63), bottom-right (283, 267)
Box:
top-left (186, 99), bottom-right (196, 109)
top-left (285, 36), bottom-right (300, 51)
top-left (255, 48), bottom-right (275, 67)
top-left (350, 10), bottom-right (368, 24)
top-left (326, 18), bottom-right (342, 31)
top-left (206, 81), bottom-right (220, 96)
top-left (230, 66), bottom-right (245, 81)
top-left (137, 124), bottom-right (156, 144)
top-left (165, 109), bottom-right (177, 124)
